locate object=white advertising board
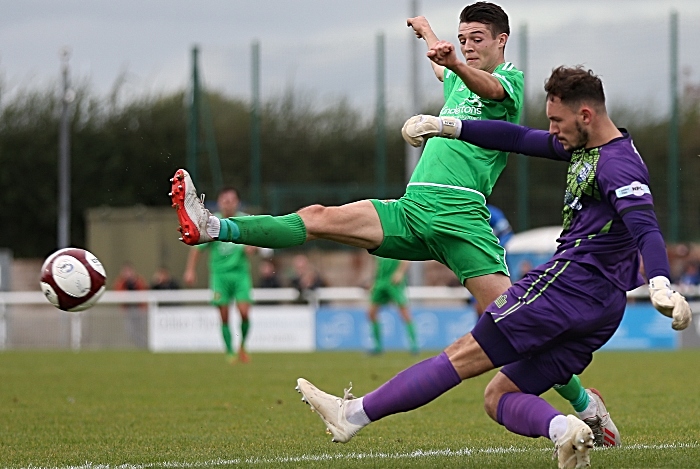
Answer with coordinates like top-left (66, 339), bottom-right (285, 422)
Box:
top-left (149, 305), bottom-right (315, 352)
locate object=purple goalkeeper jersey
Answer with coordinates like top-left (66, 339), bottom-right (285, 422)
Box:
top-left (550, 133), bottom-right (650, 291)
top-left (456, 120), bottom-right (665, 292)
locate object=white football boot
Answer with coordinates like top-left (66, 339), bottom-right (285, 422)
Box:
top-left (553, 415), bottom-right (595, 469)
top-left (296, 378), bottom-right (364, 443)
top-left (170, 168), bottom-right (214, 245)
top-left (579, 388), bottom-right (621, 447)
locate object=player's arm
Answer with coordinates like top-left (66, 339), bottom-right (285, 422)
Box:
top-left (598, 160), bottom-right (691, 330)
top-left (183, 248), bottom-right (201, 286)
top-left (427, 40), bottom-right (504, 99)
top-left (407, 16), bottom-right (444, 82)
top-left (623, 209), bottom-right (691, 330)
top-left (402, 115), bottom-right (570, 160)
top-left (391, 260), bottom-right (411, 284)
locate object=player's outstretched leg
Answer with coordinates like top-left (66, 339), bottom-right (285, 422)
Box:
top-left (296, 352), bottom-right (461, 442)
top-left (577, 388), bottom-right (621, 447)
top-left (170, 169), bottom-right (215, 245)
top-left (170, 168), bottom-right (307, 248)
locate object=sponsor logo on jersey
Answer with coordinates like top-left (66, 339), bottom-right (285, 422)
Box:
top-left (615, 181), bottom-right (650, 198)
top-left (442, 95), bottom-right (483, 117)
top-left (573, 161), bottom-right (593, 183)
top-left (564, 191), bottom-right (583, 212)
top-left (495, 294), bottom-right (507, 308)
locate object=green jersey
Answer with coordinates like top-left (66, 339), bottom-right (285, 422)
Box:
top-left (197, 212), bottom-right (251, 276)
top-left (409, 62), bottom-right (524, 198)
top-left (375, 257), bottom-right (405, 285)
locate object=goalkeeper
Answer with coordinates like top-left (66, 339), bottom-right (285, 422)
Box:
top-left (170, 2), bottom-right (615, 446)
top-left (295, 65), bottom-right (691, 469)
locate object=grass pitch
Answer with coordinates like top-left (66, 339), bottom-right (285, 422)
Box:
top-left (1, 350), bottom-right (699, 468)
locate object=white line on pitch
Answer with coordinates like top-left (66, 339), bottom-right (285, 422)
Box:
top-left (10, 442), bottom-right (699, 469)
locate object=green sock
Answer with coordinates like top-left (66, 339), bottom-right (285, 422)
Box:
top-left (553, 375), bottom-right (589, 412)
top-left (221, 324), bottom-right (233, 354)
top-left (405, 320), bottom-right (418, 351)
top-left (219, 213), bottom-right (306, 248)
top-left (371, 320), bottom-right (382, 351)
top-left (240, 319), bottom-right (250, 349)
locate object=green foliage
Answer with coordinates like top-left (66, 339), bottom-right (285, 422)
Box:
top-left (1, 80), bottom-right (699, 258)
top-left (1, 350), bottom-right (699, 468)
top-left (0, 84), bottom-right (188, 257)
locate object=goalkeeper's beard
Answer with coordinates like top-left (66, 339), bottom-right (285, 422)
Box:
top-left (568, 121), bottom-right (589, 151)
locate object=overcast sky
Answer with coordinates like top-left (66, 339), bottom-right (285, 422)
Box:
top-left (2, 0), bottom-right (700, 117)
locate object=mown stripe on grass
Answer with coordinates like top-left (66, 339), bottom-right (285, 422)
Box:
top-left (12, 442), bottom-right (699, 469)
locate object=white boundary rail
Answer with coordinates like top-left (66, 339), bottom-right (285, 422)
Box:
top-left (1, 286), bottom-right (698, 351)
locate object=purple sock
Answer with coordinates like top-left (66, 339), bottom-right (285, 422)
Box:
top-left (362, 351), bottom-right (461, 422)
top-left (497, 392), bottom-right (561, 438)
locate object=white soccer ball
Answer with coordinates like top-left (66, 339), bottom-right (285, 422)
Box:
top-left (40, 248), bottom-right (107, 312)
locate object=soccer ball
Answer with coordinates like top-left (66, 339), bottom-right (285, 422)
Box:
top-left (40, 248), bottom-right (107, 312)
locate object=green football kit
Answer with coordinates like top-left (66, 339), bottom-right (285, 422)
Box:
top-left (216, 63), bottom-right (523, 284)
top-left (211, 60), bottom-right (594, 417)
top-left (198, 212), bottom-right (253, 306)
top-left (370, 257), bottom-right (408, 306)
top-left (370, 62), bottom-right (524, 283)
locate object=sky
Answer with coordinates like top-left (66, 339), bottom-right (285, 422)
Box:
top-left (2, 0), bottom-right (700, 117)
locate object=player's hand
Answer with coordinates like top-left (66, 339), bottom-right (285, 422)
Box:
top-left (407, 16), bottom-right (432, 39)
top-left (649, 276), bottom-right (692, 331)
top-left (390, 271), bottom-right (404, 285)
top-left (427, 41), bottom-right (460, 68)
top-left (402, 115), bottom-right (462, 147)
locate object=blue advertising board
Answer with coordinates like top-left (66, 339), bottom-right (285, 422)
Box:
top-left (602, 303), bottom-right (677, 350)
top-left (315, 305), bottom-right (478, 351)
top-left (316, 303), bottom-right (677, 351)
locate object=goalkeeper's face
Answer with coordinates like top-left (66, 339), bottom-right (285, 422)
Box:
top-left (546, 97), bottom-right (589, 151)
top-left (457, 22), bottom-right (507, 73)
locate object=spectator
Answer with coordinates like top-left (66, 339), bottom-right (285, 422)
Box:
top-left (258, 259), bottom-right (282, 288)
top-left (290, 254), bottom-right (325, 293)
top-left (114, 262), bottom-right (148, 348)
top-left (150, 266), bottom-right (180, 290)
top-left (678, 262), bottom-right (700, 286)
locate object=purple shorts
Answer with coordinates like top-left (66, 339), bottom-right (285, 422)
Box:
top-left (472, 259), bottom-right (626, 395)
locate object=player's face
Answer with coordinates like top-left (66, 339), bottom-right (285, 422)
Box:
top-left (217, 190), bottom-right (239, 217)
top-left (546, 97), bottom-right (589, 151)
top-left (457, 22), bottom-right (506, 73)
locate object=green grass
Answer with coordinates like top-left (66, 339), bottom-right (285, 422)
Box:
top-left (1, 350), bottom-right (699, 468)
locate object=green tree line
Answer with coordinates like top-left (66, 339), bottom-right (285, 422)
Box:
top-left (1, 81), bottom-right (698, 258)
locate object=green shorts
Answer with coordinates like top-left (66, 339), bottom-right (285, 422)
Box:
top-left (210, 271), bottom-right (253, 305)
top-left (370, 185), bottom-right (508, 284)
top-left (370, 281), bottom-right (408, 306)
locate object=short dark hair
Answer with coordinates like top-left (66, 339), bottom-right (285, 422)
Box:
top-left (218, 186), bottom-right (239, 198)
top-left (544, 66), bottom-right (606, 108)
top-left (459, 2), bottom-right (510, 37)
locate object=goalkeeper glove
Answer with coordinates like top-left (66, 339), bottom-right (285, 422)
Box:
top-left (401, 115), bottom-right (462, 147)
top-left (649, 276), bottom-right (692, 331)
